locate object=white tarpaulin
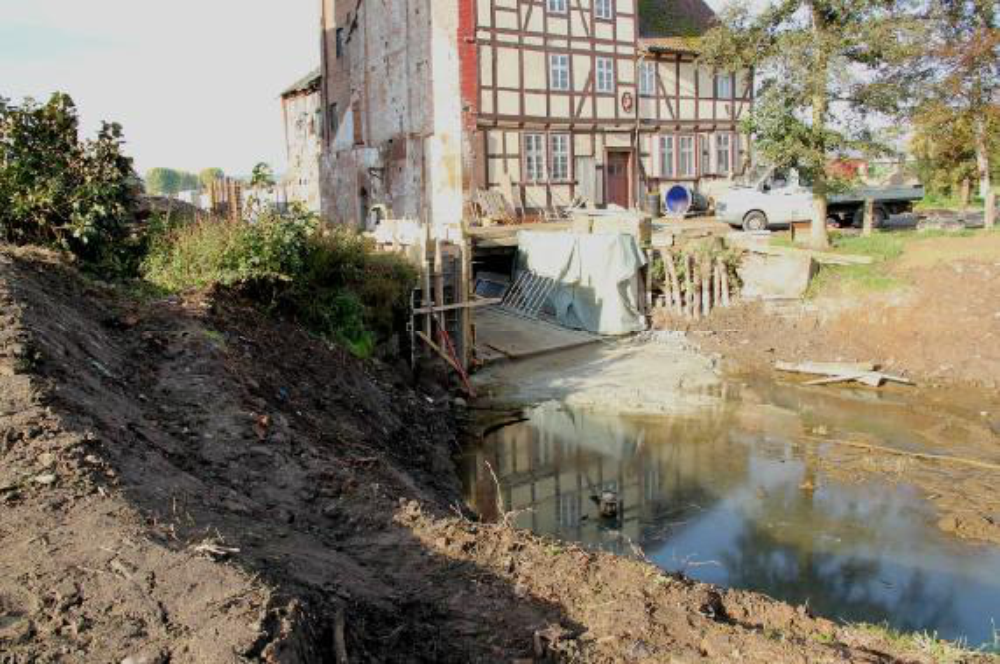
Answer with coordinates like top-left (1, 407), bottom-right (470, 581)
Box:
top-left (517, 230), bottom-right (648, 335)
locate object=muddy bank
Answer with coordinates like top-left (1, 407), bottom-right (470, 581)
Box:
top-left (657, 250), bottom-right (1000, 390)
top-left (473, 332), bottom-right (723, 416)
top-left (2, 246), bottom-right (996, 662)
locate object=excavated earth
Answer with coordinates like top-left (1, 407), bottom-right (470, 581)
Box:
top-left (1, 245), bottom-right (996, 663)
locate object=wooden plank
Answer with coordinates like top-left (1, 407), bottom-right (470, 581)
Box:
top-left (776, 361), bottom-right (877, 376)
top-left (413, 298), bottom-right (502, 315)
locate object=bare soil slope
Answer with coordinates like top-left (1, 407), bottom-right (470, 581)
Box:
top-left (659, 242), bottom-right (1000, 388)
top-left (2, 246), bottom-right (994, 663)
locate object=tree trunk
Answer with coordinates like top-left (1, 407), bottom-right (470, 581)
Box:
top-left (809, 2), bottom-right (831, 250)
top-left (974, 117), bottom-right (995, 229)
top-left (960, 177), bottom-right (971, 219)
top-left (862, 198), bottom-right (875, 237)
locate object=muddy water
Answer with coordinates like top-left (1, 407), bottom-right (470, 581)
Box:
top-left (460, 381), bottom-right (1000, 647)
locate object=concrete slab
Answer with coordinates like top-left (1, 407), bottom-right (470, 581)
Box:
top-left (475, 308), bottom-right (599, 363)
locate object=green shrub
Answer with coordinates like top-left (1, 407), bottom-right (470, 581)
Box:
top-left (0, 93), bottom-right (138, 272)
top-left (143, 208), bottom-right (416, 357)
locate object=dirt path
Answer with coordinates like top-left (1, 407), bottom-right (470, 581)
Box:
top-left (2, 246), bottom-right (995, 663)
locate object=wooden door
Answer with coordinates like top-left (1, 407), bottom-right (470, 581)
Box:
top-left (606, 151), bottom-right (631, 208)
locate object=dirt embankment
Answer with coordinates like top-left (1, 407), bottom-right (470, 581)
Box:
top-left (2, 246), bottom-right (995, 663)
top-left (657, 236), bottom-right (1000, 390)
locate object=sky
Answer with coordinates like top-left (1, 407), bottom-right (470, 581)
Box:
top-left (0, 0), bottom-right (318, 177)
top-left (0, 1), bottom-right (743, 179)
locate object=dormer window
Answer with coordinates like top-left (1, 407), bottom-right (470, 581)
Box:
top-left (547, 0), bottom-right (567, 12)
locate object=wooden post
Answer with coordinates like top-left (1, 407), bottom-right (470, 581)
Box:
top-left (721, 262), bottom-right (732, 308)
top-left (644, 249), bottom-right (655, 314)
top-left (422, 225), bottom-right (433, 340)
top-left (862, 198), bottom-right (875, 237)
top-left (433, 238), bottom-right (445, 345)
top-left (666, 253), bottom-right (682, 314)
top-left (700, 260), bottom-right (711, 317)
top-left (460, 235), bottom-right (473, 370)
top-left (684, 253), bottom-right (694, 319)
top-left (986, 189), bottom-right (997, 230)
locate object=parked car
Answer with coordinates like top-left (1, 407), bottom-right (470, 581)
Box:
top-left (715, 166), bottom-right (925, 231)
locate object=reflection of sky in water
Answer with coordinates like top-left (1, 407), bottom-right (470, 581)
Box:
top-left (463, 402), bottom-right (1000, 647)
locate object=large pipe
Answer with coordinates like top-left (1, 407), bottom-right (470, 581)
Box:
top-left (663, 184), bottom-right (709, 216)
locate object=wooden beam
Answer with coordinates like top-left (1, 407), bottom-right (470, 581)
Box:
top-left (412, 298), bottom-right (502, 315)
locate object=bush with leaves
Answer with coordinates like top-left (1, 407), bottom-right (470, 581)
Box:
top-left (0, 93), bottom-right (138, 268)
top-left (143, 205), bottom-right (416, 357)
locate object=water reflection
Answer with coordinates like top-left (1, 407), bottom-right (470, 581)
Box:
top-left (459, 401), bottom-right (1000, 646)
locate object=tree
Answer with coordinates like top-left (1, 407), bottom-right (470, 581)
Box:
top-left (890, 0), bottom-right (999, 227)
top-left (699, 0), bottom-right (911, 248)
top-left (910, 105), bottom-right (998, 206)
top-left (145, 167), bottom-right (181, 195)
top-left (0, 93), bottom-right (137, 263)
top-left (250, 162), bottom-right (275, 189)
top-left (145, 168), bottom-right (201, 195)
top-left (198, 167), bottom-right (224, 189)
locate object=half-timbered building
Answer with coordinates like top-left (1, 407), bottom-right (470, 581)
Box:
top-left (318, 0), bottom-right (752, 229)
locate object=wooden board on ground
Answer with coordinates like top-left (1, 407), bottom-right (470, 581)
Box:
top-left (475, 308), bottom-right (599, 363)
top-left (776, 361), bottom-right (915, 388)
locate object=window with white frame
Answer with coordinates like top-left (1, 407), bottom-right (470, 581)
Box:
top-left (595, 0), bottom-right (614, 19)
top-left (659, 135), bottom-right (675, 178)
top-left (678, 136), bottom-right (695, 177)
top-left (525, 134), bottom-right (546, 182)
top-left (700, 135), bottom-right (712, 174)
top-left (596, 57), bottom-right (615, 93)
top-left (547, 0), bottom-right (567, 12)
top-left (714, 73), bottom-right (733, 99)
top-left (639, 61), bottom-right (656, 96)
top-left (550, 134), bottom-right (571, 181)
top-left (715, 133), bottom-right (733, 174)
top-left (549, 54), bottom-right (570, 91)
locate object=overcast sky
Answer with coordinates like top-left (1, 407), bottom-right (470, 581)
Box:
top-left (1, 1), bottom-right (734, 178)
top-left (1, 0), bottom-right (318, 176)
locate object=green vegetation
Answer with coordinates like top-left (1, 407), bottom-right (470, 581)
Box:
top-left (145, 167), bottom-right (200, 195)
top-left (198, 168), bottom-right (225, 190)
top-left (142, 206), bottom-right (416, 358)
top-left (1, 92), bottom-right (416, 359)
top-left (0, 93), bottom-right (138, 273)
top-left (851, 622), bottom-right (986, 663)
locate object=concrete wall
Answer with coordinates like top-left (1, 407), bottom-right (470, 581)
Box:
top-left (281, 88), bottom-right (323, 212)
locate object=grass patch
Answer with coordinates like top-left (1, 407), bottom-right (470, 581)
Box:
top-left (852, 623), bottom-right (987, 663)
top-left (806, 264), bottom-right (904, 297)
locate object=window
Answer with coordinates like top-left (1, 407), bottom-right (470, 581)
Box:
top-left (328, 103), bottom-right (339, 139)
top-left (639, 61), bottom-right (656, 96)
top-left (595, 0), bottom-right (614, 19)
top-left (549, 54), bottom-right (570, 91)
top-left (547, 0), bottom-right (567, 12)
top-left (596, 57), bottom-right (615, 93)
top-left (700, 135), bottom-right (712, 174)
top-left (550, 134), bottom-right (571, 181)
top-left (714, 73), bottom-right (733, 99)
top-left (335, 28), bottom-right (344, 58)
top-left (715, 133), bottom-right (732, 174)
top-left (659, 135), bottom-right (675, 178)
top-left (678, 136), bottom-right (695, 177)
top-left (525, 134), bottom-right (546, 182)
